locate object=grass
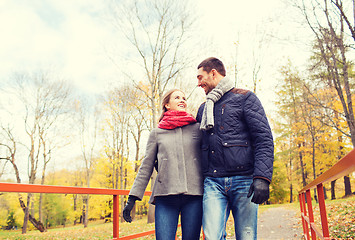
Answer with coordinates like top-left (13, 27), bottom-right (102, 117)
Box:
top-left (0, 197), bottom-right (353, 239)
top-left (312, 195), bottom-right (355, 239)
top-left (0, 218), bottom-right (155, 240)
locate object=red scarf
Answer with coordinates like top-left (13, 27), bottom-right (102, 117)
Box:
top-left (158, 110), bottom-right (197, 129)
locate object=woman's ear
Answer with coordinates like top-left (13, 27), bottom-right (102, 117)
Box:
top-left (165, 104), bottom-right (170, 110)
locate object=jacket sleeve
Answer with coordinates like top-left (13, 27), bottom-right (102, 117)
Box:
top-left (243, 92), bottom-right (274, 182)
top-left (129, 129), bottom-right (158, 200)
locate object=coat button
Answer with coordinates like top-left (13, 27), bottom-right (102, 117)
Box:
top-left (224, 143), bottom-right (228, 146)
top-left (214, 170), bottom-right (217, 173)
top-left (211, 151), bottom-right (215, 154)
top-left (211, 133), bottom-right (214, 135)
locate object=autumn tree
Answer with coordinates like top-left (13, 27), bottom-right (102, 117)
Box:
top-left (331, 0), bottom-right (355, 42)
top-left (102, 84), bottom-right (150, 222)
top-left (275, 62), bottom-right (309, 198)
top-left (294, 0), bottom-right (355, 196)
top-left (275, 58), bottom-right (353, 202)
top-left (109, 0), bottom-right (195, 222)
top-left (0, 71), bottom-right (72, 233)
top-left (103, 88), bottom-right (129, 222)
top-left (75, 97), bottom-right (100, 228)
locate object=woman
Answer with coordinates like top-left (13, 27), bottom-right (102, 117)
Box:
top-left (122, 89), bottom-right (203, 240)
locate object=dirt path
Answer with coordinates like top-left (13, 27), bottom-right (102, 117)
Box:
top-left (257, 206), bottom-right (303, 240)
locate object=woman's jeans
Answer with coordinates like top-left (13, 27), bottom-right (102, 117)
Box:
top-left (155, 194), bottom-right (203, 240)
top-left (202, 176), bottom-right (258, 240)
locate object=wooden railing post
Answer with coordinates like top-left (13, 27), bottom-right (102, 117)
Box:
top-left (298, 149), bottom-right (355, 240)
top-left (299, 193), bottom-right (310, 240)
top-left (316, 184), bottom-right (330, 239)
top-left (303, 192), bottom-right (310, 240)
top-left (113, 195), bottom-right (119, 239)
top-left (306, 190), bottom-right (316, 240)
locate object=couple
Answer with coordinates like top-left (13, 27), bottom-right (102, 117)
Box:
top-left (123, 57), bottom-right (274, 240)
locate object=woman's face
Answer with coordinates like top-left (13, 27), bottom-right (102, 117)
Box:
top-left (165, 90), bottom-right (187, 111)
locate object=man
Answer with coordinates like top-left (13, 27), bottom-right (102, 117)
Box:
top-left (196, 57), bottom-right (274, 240)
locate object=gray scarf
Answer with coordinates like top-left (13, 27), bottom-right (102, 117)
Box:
top-left (200, 77), bottom-right (234, 131)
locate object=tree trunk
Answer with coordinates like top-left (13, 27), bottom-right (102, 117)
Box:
top-left (21, 195), bottom-right (30, 234)
top-left (331, 180), bottom-right (336, 200)
top-left (73, 194), bottom-right (78, 225)
top-left (288, 146), bottom-right (293, 203)
top-left (19, 194), bottom-right (46, 233)
top-left (344, 175), bottom-right (352, 197)
top-left (121, 167), bottom-right (128, 223)
top-left (84, 195), bottom-right (89, 228)
top-left (38, 167), bottom-right (46, 225)
top-left (12, 154), bottom-right (45, 233)
top-left (81, 205), bottom-right (85, 224)
top-left (289, 183), bottom-right (293, 203)
top-left (31, 201), bottom-right (34, 218)
top-left (313, 189), bottom-right (318, 203)
top-left (298, 143), bottom-right (307, 187)
top-left (311, 136), bottom-right (317, 202)
top-left (39, 193), bottom-right (43, 223)
top-left (39, 141), bottom-right (49, 227)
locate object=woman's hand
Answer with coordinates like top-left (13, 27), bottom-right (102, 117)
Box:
top-left (123, 195), bottom-right (139, 223)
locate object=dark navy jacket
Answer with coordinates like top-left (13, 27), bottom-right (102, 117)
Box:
top-left (196, 88), bottom-right (274, 182)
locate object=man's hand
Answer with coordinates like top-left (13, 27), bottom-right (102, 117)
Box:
top-left (247, 178), bottom-right (270, 204)
top-left (123, 195), bottom-right (139, 223)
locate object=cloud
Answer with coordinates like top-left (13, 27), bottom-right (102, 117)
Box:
top-left (0, 0), bottom-right (119, 94)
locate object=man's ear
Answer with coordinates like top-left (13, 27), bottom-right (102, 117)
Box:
top-left (211, 69), bottom-right (218, 78)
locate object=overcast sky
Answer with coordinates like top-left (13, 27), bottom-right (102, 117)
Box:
top-left (0, 0), bottom-right (316, 179)
top-left (0, 0), bottom-right (310, 98)
top-left (0, 0), bottom-right (117, 94)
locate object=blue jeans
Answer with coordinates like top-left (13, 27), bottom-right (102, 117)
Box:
top-left (155, 194), bottom-right (203, 240)
top-left (202, 176), bottom-right (258, 240)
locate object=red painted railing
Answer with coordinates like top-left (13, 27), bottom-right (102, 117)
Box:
top-left (0, 182), bottom-right (157, 239)
top-left (298, 149), bottom-right (355, 240)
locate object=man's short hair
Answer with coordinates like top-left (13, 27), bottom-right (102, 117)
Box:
top-left (197, 57), bottom-right (226, 77)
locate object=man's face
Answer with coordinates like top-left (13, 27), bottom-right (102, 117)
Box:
top-left (197, 67), bottom-right (216, 94)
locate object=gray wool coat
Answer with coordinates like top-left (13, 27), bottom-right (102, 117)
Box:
top-left (129, 122), bottom-right (203, 204)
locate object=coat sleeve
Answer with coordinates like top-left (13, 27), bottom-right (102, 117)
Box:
top-left (129, 129), bottom-right (158, 200)
top-left (243, 92), bottom-right (274, 182)
top-left (196, 103), bottom-right (205, 123)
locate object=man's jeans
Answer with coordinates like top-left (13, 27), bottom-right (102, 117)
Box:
top-left (155, 194), bottom-right (203, 240)
top-left (202, 176), bottom-right (258, 240)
